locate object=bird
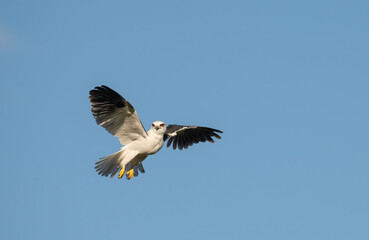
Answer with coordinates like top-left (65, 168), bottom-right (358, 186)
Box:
top-left (89, 85), bottom-right (223, 180)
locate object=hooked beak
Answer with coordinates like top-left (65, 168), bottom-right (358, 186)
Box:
top-left (155, 126), bottom-right (159, 131)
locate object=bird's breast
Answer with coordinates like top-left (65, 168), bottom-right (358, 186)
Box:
top-left (145, 135), bottom-right (164, 155)
top-left (126, 134), bottom-right (163, 155)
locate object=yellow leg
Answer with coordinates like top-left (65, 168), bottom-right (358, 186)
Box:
top-left (118, 166), bottom-right (126, 179)
top-left (126, 169), bottom-right (134, 180)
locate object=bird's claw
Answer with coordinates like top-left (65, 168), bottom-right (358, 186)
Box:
top-left (126, 169), bottom-right (134, 180)
top-left (118, 166), bottom-right (126, 179)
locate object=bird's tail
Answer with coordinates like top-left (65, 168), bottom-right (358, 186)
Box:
top-left (94, 150), bottom-right (124, 178)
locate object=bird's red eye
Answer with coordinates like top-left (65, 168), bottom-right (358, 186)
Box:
top-left (160, 124), bottom-right (165, 127)
top-left (152, 124), bottom-right (155, 127)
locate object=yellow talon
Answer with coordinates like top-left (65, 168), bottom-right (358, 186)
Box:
top-left (126, 169), bottom-right (134, 180)
top-left (118, 166), bottom-right (126, 179)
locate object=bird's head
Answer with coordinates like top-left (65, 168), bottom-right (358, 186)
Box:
top-left (151, 121), bottom-right (167, 134)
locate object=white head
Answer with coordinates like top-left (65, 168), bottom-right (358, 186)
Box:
top-left (151, 121), bottom-right (167, 134)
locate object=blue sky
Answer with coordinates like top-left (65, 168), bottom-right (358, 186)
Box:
top-left (1, 1), bottom-right (369, 239)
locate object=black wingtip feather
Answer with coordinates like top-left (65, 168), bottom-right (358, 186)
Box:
top-left (173, 136), bottom-right (178, 150)
top-left (178, 136), bottom-right (183, 150)
top-left (212, 132), bottom-right (222, 139)
top-left (167, 137), bottom-right (174, 148)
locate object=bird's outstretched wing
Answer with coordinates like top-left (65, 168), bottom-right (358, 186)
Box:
top-left (165, 125), bottom-right (223, 150)
top-left (89, 85), bottom-right (147, 145)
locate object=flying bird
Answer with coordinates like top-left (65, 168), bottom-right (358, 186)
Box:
top-left (89, 85), bottom-right (223, 180)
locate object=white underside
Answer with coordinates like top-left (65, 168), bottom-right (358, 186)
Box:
top-left (119, 128), bottom-right (165, 168)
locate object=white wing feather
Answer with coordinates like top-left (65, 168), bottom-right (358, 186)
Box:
top-left (89, 85), bottom-right (147, 145)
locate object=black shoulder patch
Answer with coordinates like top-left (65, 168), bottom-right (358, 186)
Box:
top-left (116, 101), bottom-right (125, 108)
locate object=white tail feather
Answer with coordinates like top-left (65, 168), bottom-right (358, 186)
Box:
top-left (94, 150), bottom-right (148, 179)
top-left (95, 150), bottom-right (124, 177)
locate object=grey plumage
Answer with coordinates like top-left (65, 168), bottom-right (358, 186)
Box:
top-left (89, 85), bottom-right (147, 146)
top-left (138, 163), bottom-right (145, 173)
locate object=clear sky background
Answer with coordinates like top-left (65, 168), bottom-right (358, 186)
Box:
top-left (1, 1), bottom-right (368, 239)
